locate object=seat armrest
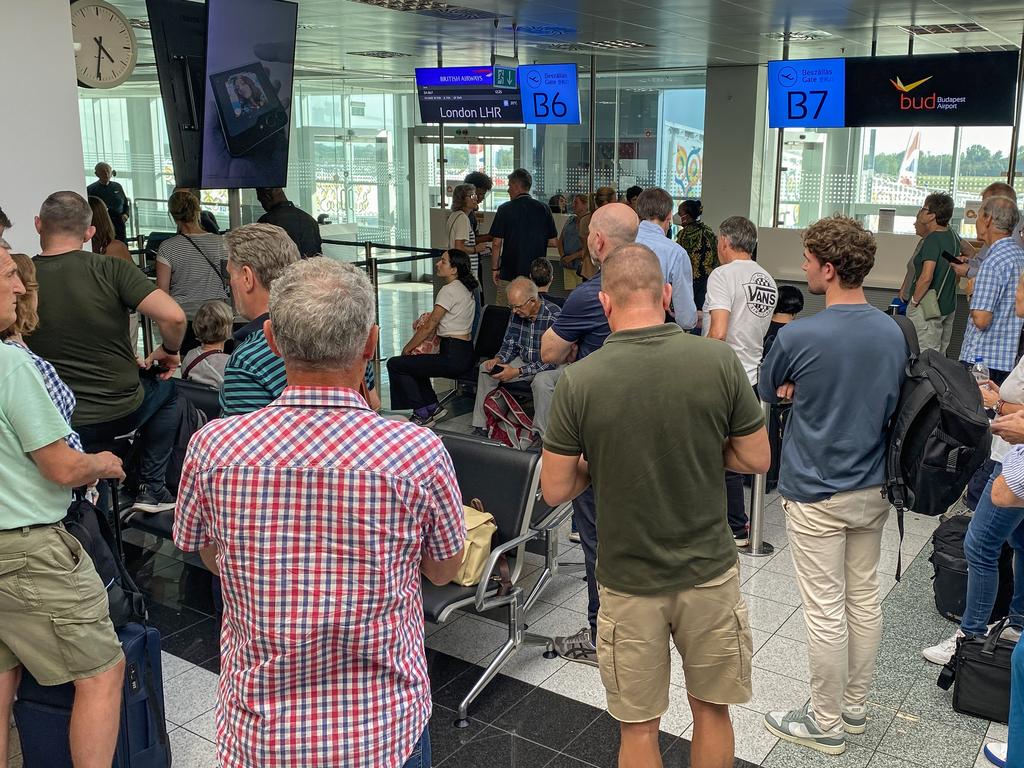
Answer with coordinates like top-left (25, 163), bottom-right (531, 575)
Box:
top-left (531, 501), bottom-right (573, 532)
top-left (474, 530), bottom-right (540, 609)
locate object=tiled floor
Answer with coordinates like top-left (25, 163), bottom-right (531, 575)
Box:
top-left (36, 405), bottom-right (1004, 767)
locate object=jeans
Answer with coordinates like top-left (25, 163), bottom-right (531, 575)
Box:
top-left (401, 726), bottom-right (431, 768)
top-left (77, 377), bottom-right (178, 491)
top-left (726, 471), bottom-right (748, 538)
top-left (387, 338), bottom-right (475, 410)
top-left (573, 486), bottom-right (599, 639)
top-left (961, 464), bottom-right (1024, 637)
top-left (1009, 640), bottom-right (1024, 766)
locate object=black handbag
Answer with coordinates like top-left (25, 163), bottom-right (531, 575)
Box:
top-left (937, 615), bottom-right (1020, 724)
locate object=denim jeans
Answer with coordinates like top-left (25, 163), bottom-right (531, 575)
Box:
top-left (572, 486), bottom-right (599, 640)
top-left (1010, 639), bottom-right (1024, 766)
top-left (77, 376), bottom-right (178, 491)
top-left (401, 726), bottom-right (431, 768)
top-left (961, 463), bottom-right (1024, 636)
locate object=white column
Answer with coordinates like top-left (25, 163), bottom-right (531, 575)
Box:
top-left (0, 0), bottom-right (86, 253)
top-left (700, 65), bottom-right (768, 229)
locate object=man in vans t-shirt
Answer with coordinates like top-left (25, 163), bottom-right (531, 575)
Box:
top-left (703, 215), bottom-right (777, 544)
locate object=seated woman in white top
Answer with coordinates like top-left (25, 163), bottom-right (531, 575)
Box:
top-left (387, 249), bottom-right (478, 426)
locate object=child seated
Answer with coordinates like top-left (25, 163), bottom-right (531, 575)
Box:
top-left (181, 300), bottom-right (232, 389)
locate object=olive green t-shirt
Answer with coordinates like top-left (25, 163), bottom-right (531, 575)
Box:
top-left (544, 324), bottom-right (765, 595)
top-left (913, 230), bottom-right (960, 317)
top-left (29, 250), bottom-right (156, 426)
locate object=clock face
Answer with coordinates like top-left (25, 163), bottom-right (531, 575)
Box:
top-left (71, 0), bottom-right (137, 89)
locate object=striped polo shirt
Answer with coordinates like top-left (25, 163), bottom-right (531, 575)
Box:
top-left (220, 314), bottom-right (287, 417)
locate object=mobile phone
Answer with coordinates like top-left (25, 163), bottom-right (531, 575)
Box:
top-left (488, 365), bottom-right (505, 375)
top-left (940, 250), bottom-right (963, 264)
top-left (209, 63), bottom-right (288, 157)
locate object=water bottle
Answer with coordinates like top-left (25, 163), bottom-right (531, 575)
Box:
top-left (971, 356), bottom-right (990, 386)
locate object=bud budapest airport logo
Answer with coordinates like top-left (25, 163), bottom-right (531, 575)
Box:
top-left (890, 73), bottom-right (966, 112)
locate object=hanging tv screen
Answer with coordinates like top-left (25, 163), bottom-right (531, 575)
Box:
top-left (200, 0), bottom-right (298, 189)
top-left (416, 67), bottom-right (524, 124)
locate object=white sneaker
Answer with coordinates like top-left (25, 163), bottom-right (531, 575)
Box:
top-left (1004, 626), bottom-right (1022, 643)
top-left (922, 630), bottom-right (964, 666)
top-left (984, 741), bottom-right (1007, 767)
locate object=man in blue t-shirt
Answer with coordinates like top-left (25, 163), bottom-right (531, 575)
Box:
top-left (540, 202), bottom-right (638, 666)
top-left (758, 216), bottom-right (906, 757)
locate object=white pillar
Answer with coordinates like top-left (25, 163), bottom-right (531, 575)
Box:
top-left (0, 0), bottom-right (86, 253)
top-left (700, 65), bottom-right (768, 230)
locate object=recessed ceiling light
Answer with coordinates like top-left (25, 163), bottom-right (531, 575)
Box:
top-left (585, 39), bottom-right (651, 49)
top-left (348, 0), bottom-right (503, 20)
top-left (952, 44), bottom-right (1018, 53)
top-left (763, 30), bottom-right (833, 42)
top-left (349, 50), bottom-right (413, 58)
top-left (899, 23), bottom-right (987, 35)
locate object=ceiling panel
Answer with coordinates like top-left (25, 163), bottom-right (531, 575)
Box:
top-left (111, 0), bottom-right (1023, 79)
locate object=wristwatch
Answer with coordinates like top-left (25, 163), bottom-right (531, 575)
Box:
top-left (161, 343), bottom-right (180, 356)
top-left (996, 399), bottom-right (1005, 416)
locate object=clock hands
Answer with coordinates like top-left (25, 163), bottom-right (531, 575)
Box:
top-left (95, 36), bottom-right (114, 64)
top-left (93, 35), bottom-right (115, 81)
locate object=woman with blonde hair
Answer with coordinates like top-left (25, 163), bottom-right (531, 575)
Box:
top-left (1, 252), bottom-right (83, 450)
top-left (89, 196), bottom-right (132, 261)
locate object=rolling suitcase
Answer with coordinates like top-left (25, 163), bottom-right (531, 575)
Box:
top-left (14, 621), bottom-right (171, 768)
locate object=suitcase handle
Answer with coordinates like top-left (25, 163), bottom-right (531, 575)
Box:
top-left (982, 614), bottom-right (1024, 656)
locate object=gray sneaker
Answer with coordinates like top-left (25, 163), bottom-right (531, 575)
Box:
top-left (841, 704), bottom-right (867, 734)
top-left (764, 703), bottom-right (846, 755)
top-left (553, 626), bottom-right (598, 667)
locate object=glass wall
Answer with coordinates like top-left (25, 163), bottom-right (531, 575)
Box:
top-left (768, 99), bottom-right (1022, 234)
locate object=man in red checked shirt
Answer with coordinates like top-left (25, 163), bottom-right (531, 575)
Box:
top-left (174, 257), bottom-right (466, 768)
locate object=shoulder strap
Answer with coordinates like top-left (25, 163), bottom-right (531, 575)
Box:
top-left (181, 233), bottom-right (224, 283)
top-left (892, 314), bottom-right (920, 359)
top-left (183, 349), bottom-right (223, 379)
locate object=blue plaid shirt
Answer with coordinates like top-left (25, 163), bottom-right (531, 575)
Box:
top-left (960, 236), bottom-right (1024, 372)
top-left (4, 340), bottom-right (83, 451)
top-left (497, 302), bottom-right (559, 378)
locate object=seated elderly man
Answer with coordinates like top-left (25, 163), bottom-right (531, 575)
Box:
top-left (174, 258), bottom-right (465, 768)
top-left (471, 276), bottom-right (561, 438)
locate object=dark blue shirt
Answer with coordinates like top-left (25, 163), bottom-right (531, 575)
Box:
top-left (550, 273), bottom-right (609, 359)
top-left (758, 304), bottom-right (906, 502)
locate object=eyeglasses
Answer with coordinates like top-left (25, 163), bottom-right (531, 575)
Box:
top-left (509, 298), bottom-right (535, 311)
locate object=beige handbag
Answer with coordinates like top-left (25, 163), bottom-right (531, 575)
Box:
top-left (920, 261), bottom-right (954, 321)
top-left (453, 498), bottom-right (510, 592)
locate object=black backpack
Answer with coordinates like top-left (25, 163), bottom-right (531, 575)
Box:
top-left (62, 492), bottom-right (147, 628)
top-left (166, 393), bottom-right (209, 494)
top-left (883, 316), bottom-right (992, 577)
top-left (930, 514), bottom-right (1012, 623)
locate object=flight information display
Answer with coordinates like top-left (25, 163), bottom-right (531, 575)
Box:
top-left (768, 51), bottom-right (1018, 129)
top-left (415, 64), bottom-right (580, 125)
top-left (415, 67), bottom-right (523, 124)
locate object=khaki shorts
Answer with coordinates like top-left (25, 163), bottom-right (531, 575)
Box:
top-left (596, 563), bottom-right (753, 723)
top-left (0, 524), bottom-right (123, 685)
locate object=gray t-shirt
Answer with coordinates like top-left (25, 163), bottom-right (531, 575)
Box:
top-left (156, 233), bottom-right (230, 315)
top-left (758, 304), bottom-right (907, 502)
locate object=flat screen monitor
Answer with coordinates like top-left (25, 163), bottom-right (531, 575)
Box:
top-left (518, 64), bottom-right (581, 125)
top-left (200, 0), bottom-right (298, 189)
top-left (416, 67), bottom-right (523, 124)
top-left (767, 51), bottom-right (1019, 129)
top-left (146, 0), bottom-right (207, 188)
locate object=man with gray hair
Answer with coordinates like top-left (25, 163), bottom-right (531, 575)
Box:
top-left (175, 257), bottom-right (465, 768)
top-left (704, 215), bottom-right (778, 546)
top-left (220, 223), bottom-right (300, 416)
top-left (87, 161), bottom-right (130, 242)
top-left (489, 168), bottom-right (557, 305)
top-left (634, 187), bottom-right (697, 329)
top-left (470, 276), bottom-right (560, 438)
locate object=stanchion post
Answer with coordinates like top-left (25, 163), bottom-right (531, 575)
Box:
top-left (747, 400), bottom-right (775, 557)
top-left (366, 241), bottom-right (382, 387)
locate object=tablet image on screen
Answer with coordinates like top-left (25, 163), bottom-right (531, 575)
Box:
top-left (209, 63), bottom-right (287, 156)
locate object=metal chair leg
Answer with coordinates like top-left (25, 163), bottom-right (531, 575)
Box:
top-left (455, 596), bottom-right (524, 727)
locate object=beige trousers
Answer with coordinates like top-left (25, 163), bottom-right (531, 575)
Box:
top-left (906, 302), bottom-right (954, 355)
top-left (782, 486), bottom-right (890, 732)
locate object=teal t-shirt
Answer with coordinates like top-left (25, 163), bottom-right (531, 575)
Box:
top-left (0, 344), bottom-right (74, 527)
top-left (913, 230), bottom-right (960, 316)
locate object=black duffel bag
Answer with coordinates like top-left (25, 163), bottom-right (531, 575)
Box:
top-left (930, 514), bottom-right (1013, 623)
top-left (938, 616), bottom-right (1020, 724)
top-left (62, 491), bottom-right (147, 628)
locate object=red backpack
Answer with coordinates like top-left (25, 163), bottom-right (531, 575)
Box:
top-left (483, 388), bottom-right (535, 450)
